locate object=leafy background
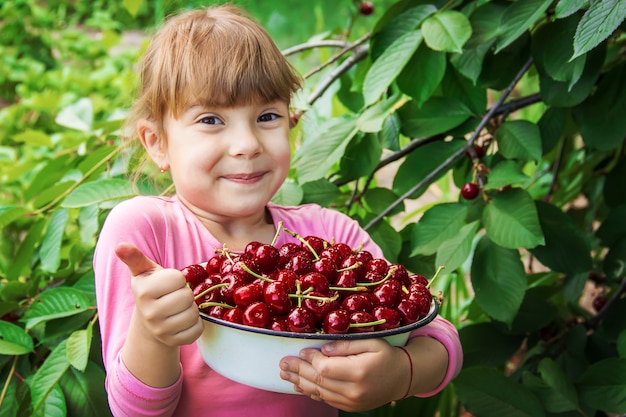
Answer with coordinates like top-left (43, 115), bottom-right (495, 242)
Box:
top-left (1, 0), bottom-right (626, 416)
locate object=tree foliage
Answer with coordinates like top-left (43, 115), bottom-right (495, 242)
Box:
top-left (1, 0), bottom-right (626, 416)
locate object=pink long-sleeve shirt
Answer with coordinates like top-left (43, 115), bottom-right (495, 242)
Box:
top-left (94, 196), bottom-right (462, 417)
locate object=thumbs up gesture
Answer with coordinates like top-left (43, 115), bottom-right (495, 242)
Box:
top-left (115, 242), bottom-right (204, 347)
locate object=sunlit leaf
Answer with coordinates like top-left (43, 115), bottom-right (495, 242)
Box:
top-left (436, 221), bottom-right (480, 272)
top-left (495, 120), bottom-right (542, 162)
top-left (422, 10), bottom-right (472, 53)
top-left (363, 30), bottom-right (423, 105)
top-left (397, 97), bottom-right (472, 138)
top-left (483, 188), bottom-right (544, 249)
top-left (411, 203), bottom-right (468, 255)
top-left (0, 321), bottom-right (34, 355)
top-left (29, 340), bottom-right (71, 413)
top-left (40, 208), bottom-right (69, 273)
top-left (66, 325), bottom-right (92, 372)
top-left (55, 98), bottom-right (93, 132)
top-left (572, 0), bottom-right (626, 60)
top-left (11, 129), bottom-right (53, 147)
top-left (123, 0), bottom-right (142, 18)
top-left (482, 161), bottom-right (529, 190)
top-left (61, 179), bottom-right (135, 208)
top-left (23, 287), bottom-right (93, 330)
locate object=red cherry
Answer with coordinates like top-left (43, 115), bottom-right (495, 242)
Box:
top-left (192, 274), bottom-right (222, 305)
top-left (301, 272), bottom-right (331, 295)
top-left (244, 241), bottom-right (263, 255)
top-left (323, 309), bottom-right (350, 334)
top-left (358, 1), bottom-right (375, 16)
top-left (313, 256), bottom-right (338, 284)
top-left (288, 307), bottom-right (316, 333)
top-left (273, 269), bottom-right (298, 293)
top-left (220, 272), bottom-right (246, 305)
top-left (366, 258), bottom-right (388, 275)
top-left (303, 291), bottom-right (340, 323)
top-left (332, 243), bottom-right (353, 260)
top-left (278, 242), bottom-right (302, 268)
top-left (222, 307), bottom-right (244, 324)
top-left (263, 281), bottom-right (292, 315)
top-left (342, 293), bottom-right (373, 313)
top-left (461, 182), bottom-right (480, 200)
top-left (233, 282), bottom-right (264, 308)
top-left (408, 273), bottom-right (429, 286)
top-left (592, 295), bottom-right (608, 312)
top-left (253, 243), bottom-right (280, 273)
top-left (349, 311), bottom-right (376, 333)
top-left (319, 247), bottom-right (343, 266)
top-left (270, 315), bottom-right (290, 332)
top-left (354, 250), bottom-right (374, 267)
top-left (242, 302), bottom-right (271, 328)
top-left (289, 252), bottom-right (314, 275)
top-left (302, 235), bottom-right (327, 256)
top-left (206, 254), bottom-right (226, 274)
top-left (372, 280), bottom-right (402, 308)
top-left (372, 306), bottom-right (402, 330)
top-left (206, 305), bottom-right (229, 318)
top-left (397, 299), bottom-right (420, 324)
top-left (389, 264), bottom-right (410, 287)
top-left (181, 264), bottom-right (208, 288)
top-left (334, 269), bottom-right (358, 292)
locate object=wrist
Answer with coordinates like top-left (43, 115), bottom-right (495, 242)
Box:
top-left (395, 346), bottom-right (413, 401)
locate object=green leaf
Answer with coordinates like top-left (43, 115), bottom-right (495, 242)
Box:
top-left (59, 363), bottom-right (112, 417)
top-left (436, 221), bottom-right (480, 272)
top-left (483, 160), bottom-right (530, 190)
top-left (394, 139), bottom-right (466, 199)
top-left (495, 120), bottom-right (542, 162)
top-left (530, 201), bottom-right (592, 274)
top-left (368, 219), bottom-right (402, 262)
top-left (532, 15), bottom-right (585, 90)
top-left (572, 0), bottom-right (626, 60)
top-left (422, 10), bottom-right (472, 53)
top-left (362, 188), bottom-right (405, 218)
top-left (61, 178), bottom-right (136, 208)
top-left (537, 358), bottom-right (579, 412)
top-left (411, 203), bottom-right (468, 256)
top-left (40, 208), bottom-right (69, 273)
top-left (379, 113), bottom-right (401, 151)
top-left (123, 0), bottom-right (142, 17)
top-left (459, 323), bottom-right (524, 368)
top-left (23, 287), bottom-right (93, 330)
top-left (300, 179), bottom-right (339, 207)
top-left (397, 97), bottom-right (472, 138)
top-left (29, 340), bottom-right (71, 414)
top-left (363, 29), bottom-right (423, 105)
top-left (578, 358), bottom-right (626, 413)
top-left (11, 129), bottom-right (53, 147)
top-left (0, 205), bottom-right (27, 228)
top-left (483, 188), bottom-right (545, 249)
top-left (555, 0), bottom-right (589, 18)
top-left (33, 384), bottom-right (67, 417)
top-left (596, 204), bottom-right (626, 246)
top-left (358, 92), bottom-right (401, 133)
top-left (370, 4), bottom-right (437, 60)
top-left (294, 115), bottom-right (359, 183)
top-left (55, 98), bottom-right (93, 132)
top-left (272, 179), bottom-right (303, 206)
top-left (618, 331), bottom-right (626, 358)
top-left (397, 44), bottom-right (446, 107)
top-left (66, 325), bottom-right (92, 372)
top-left (455, 367), bottom-right (546, 417)
top-left (573, 62), bottom-right (626, 151)
top-left (495, 0), bottom-right (553, 53)
top-left (339, 133), bottom-right (382, 180)
top-left (0, 321), bottom-right (34, 355)
top-left (471, 235), bottom-right (527, 325)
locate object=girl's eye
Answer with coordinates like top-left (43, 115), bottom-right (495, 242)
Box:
top-left (258, 113), bottom-right (280, 123)
top-left (199, 115), bottom-right (223, 125)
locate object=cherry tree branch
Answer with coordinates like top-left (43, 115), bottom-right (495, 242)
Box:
top-left (282, 40), bottom-right (352, 57)
top-left (363, 58), bottom-right (534, 230)
top-left (304, 33), bottom-right (370, 79)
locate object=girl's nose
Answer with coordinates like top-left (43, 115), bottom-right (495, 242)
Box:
top-left (229, 124), bottom-right (263, 158)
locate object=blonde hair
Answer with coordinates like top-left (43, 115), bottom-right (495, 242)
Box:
top-left (124, 4), bottom-right (303, 142)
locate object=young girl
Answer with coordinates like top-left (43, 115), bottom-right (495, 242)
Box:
top-left (94, 4), bottom-right (462, 416)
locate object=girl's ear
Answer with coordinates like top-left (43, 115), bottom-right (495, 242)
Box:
top-left (137, 119), bottom-right (169, 171)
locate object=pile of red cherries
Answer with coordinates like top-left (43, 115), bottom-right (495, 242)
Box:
top-left (182, 228), bottom-right (435, 335)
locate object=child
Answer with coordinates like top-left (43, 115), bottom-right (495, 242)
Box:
top-left (94, 4), bottom-right (462, 416)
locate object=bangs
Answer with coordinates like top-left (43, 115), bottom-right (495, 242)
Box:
top-left (146, 6), bottom-right (302, 118)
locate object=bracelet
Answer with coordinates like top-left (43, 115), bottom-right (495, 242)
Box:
top-left (396, 346), bottom-right (413, 400)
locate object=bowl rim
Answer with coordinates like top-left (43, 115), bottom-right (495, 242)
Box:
top-left (199, 299), bottom-right (439, 340)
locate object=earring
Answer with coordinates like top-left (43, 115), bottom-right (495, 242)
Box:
top-left (160, 168), bottom-right (165, 173)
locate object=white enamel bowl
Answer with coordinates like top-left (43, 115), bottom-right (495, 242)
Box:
top-left (197, 300), bottom-right (438, 394)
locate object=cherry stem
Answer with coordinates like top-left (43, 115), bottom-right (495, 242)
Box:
top-left (356, 265), bottom-right (398, 287)
top-left (336, 261), bottom-right (362, 273)
top-left (283, 227), bottom-right (320, 260)
top-left (193, 283), bottom-right (229, 301)
top-left (427, 266), bottom-right (446, 289)
top-left (237, 261), bottom-right (275, 283)
top-left (197, 301), bottom-right (235, 310)
top-left (349, 318), bottom-right (386, 328)
top-left (288, 292), bottom-right (339, 303)
top-left (271, 221), bottom-right (283, 246)
top-left (329, 285), bottom-right (368, 292)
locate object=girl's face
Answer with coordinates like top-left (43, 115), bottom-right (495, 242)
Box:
top-left (153, 101), bottom-right (291, 222)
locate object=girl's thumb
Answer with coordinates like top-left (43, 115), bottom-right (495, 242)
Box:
top-left (115, 242), bottom-right (161, 277)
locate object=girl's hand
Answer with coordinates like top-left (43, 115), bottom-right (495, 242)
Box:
top-left (279, 338), bottom-right (409, 412)
top-left (115, 242), bottom-right (204, 347)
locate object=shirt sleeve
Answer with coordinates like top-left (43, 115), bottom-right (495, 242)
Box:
top-left (94, 198), bottom-right (182, 417)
